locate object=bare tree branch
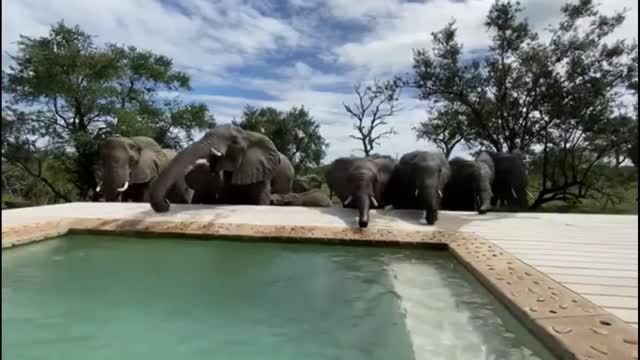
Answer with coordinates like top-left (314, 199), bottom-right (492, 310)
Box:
top-left (343, 79), bottom-right (401, 156)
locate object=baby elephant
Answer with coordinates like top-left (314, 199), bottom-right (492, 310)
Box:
top-left (270, 189), bottom-right (333, 207)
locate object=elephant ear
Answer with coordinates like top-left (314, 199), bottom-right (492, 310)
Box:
top-left (231, 134), bottom-right (280, 185)
top-left (130, 147), bottom-right (161, 184)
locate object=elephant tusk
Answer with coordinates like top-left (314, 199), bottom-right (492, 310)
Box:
top-left (511, 187), bottom-right (517, 199)
top-left (414, 189), bottom-right (419, 197)
top-left (438, 190), bottom-right (443, 198)
top-left (96, 181), bottom-right (102, 193)
top-left (344, 195), bottom-right (353, 205)
top-left (210, 147), bottom-right (222, 157)
top-left (527, 190), bottom-right (534, 199)
top-left (116, 181), bottom-right (129, 192)
top-left (370, 196), bottom-right (378, 207)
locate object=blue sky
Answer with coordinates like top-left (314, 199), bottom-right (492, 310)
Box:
top-left (2, 0), bottom-right (638, 162)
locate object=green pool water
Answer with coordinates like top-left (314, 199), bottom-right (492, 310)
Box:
top-left (2, 234), bottom-right (556, 360)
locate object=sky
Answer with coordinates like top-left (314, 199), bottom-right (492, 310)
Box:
top-left (2, 0), bottom-right (638, 162)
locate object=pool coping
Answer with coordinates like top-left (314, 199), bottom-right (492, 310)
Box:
top-left (2, 214), bottom-right (637, 360)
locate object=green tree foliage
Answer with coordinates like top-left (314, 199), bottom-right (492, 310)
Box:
top-left (233, 105), bottom-right (328, 173)
top-left (414, 104), bottom-right (469, 158)
top-left (2, 22), bottom-right (214, 201)
top-left (411, 0), bottom-right (638, 209)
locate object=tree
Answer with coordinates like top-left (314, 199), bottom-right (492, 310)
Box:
top-left (233, 105), bottom-right (328, 173)
top-left (343, 79), bottom-right (402, 156)
top-left (414, 104), bottom-right (469, 158)
top-left (2, 22), bottom-right (213, 201)
top-left (411, 0), bottom-right (637, 209)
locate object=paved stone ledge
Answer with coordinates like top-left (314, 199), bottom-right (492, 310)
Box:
top-left (2, 203), bottom-right (637, 360)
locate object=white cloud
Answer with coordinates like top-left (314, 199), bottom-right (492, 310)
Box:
top-left (2, 0), bottom-right (302, 74)
top-left (333, 0), bottom-right (638, 78)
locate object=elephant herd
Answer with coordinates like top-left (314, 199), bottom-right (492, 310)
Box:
top-left (93, 124), bottom-right (529, 228)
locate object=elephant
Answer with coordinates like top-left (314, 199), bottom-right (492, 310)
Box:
top-left (96, 135), bottom-right (192, 203)
top-left (441, 157), bottom-right (494, 214)
top-left (270, 189), bottom-right (333, 207)
top-left (185, 159), bottom-right (223, 204)
top-left (150, 124), bottom-right (292, 212)
top-left (325, 156), bottom-right (396, 228)
top-left (292, 174), bottom-right (323, 193)
top-left (476, 150), bottom-right (529, 211)
top-left (270, 152), bottom-right (295, 194)
top-left (386, 151), bottom-right (450, 225)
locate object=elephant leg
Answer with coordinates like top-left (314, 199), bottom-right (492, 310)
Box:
top-left (253, 181), bottom-right (271, 205)
top-left (131, 185), bottom-right (148, 202)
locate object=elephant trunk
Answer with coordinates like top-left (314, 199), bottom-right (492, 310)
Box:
top-left (150, 140), bottom-right (212, 212)
top-left (476, 179), bottom-right (492, 215)
top-left (419, 181), bottom-right (440, 225)
top-left (357, 192), bottom-right (371, 228)
top-left (103, 166), bottom-right (129, 202)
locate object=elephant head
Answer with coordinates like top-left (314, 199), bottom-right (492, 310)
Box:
top-left (476, 150), bottom-right (528, 210)
top-left (393, 151), bottom-right (450, 225)
top-left (442, 157), bottom-right (494, 214)
top-left (150, 124), bottom-right (280, 212)
top-left (97, 135), bottom-right (167, 202)
top-left (325, 157), bottom-right (395, 228)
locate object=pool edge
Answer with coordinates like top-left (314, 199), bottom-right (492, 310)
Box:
top-left (2, 217), bottom-right (637, 360)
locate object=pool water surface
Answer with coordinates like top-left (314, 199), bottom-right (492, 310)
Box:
top-left (2, 234), bottom-right (556, 360)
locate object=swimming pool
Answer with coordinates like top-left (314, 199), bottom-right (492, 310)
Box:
top-left (2, 234), bottom-right (556, 359)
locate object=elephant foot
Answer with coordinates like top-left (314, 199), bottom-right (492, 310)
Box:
top-left (478, 207), bottom-right (489, 215)
top-left (358, 219), bottom-right (369, 228)
top-left (150, 199), bottom-right (170, 213)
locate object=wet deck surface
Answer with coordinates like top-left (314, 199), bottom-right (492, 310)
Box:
top-left (3, 203), bottom-right (638, 327)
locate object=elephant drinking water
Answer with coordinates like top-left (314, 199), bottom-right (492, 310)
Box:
top-left (325, 156), bottom-right (396, 228)
top-left (386, 151), bottom-right (450, 225)
top-left (150, 124), bottom-right (293, 212)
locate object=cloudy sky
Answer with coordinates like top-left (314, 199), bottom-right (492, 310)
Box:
top-left (2, 0), bottom-right (637, 162)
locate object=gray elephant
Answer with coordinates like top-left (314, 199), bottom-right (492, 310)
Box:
top-left (270, 152), bottom-right (295, 194)
top-left (270, 189), bottom-right (333, 207)
top-left (476, 150), bottom-right (529, 210)
top-left (96, 135), bottom-right (192, 203)
top-left (386, 151), bottom-right (450, 225)
top-left (325, 156), bottom-right (396, 228)
top-left (441, 157), bottom-right (494, 214)
top-left (185, 160), bottom-right (223, 204)
top-left (150, 124), bottom-right (293, 212)
top-left (292, 174), bottom-right (323, 193)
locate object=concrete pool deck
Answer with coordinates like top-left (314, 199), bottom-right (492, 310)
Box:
top-left (2, 202), bottom-right (638, 359)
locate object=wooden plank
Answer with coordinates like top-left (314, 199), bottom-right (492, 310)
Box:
top-left (522, 259), bottom-right (637, 271)
top-left (583, 294), bottom-right (638, 309)
top-left (512, 254), bottom-right (639, 265)
top-left (535, 266), bottom-right (638, 279)
top-left (492, 242), bottom-right (638, 251)
top-left (605, 308), bottom-right (638, 323)
top-left (548, 274), bottom-right (637, 287)
top-left (493, 245), bottom-right (638, 256)
top-left (564, 284), bottom-right (638, 298)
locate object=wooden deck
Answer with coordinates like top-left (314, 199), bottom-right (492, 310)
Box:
top-left (456, 212), bottom-right (638, 327)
